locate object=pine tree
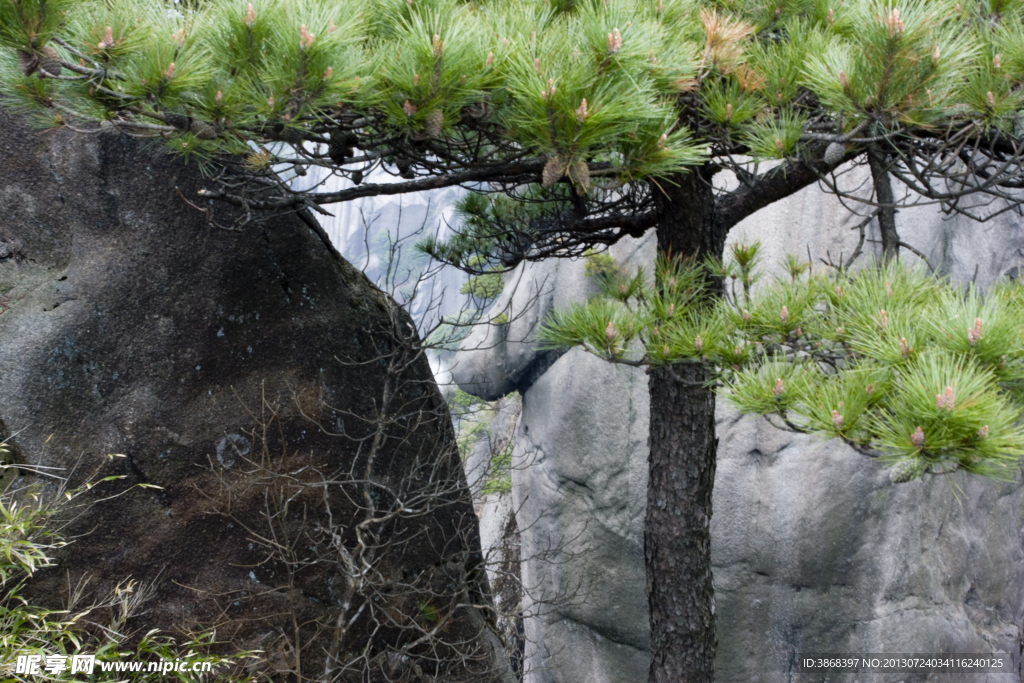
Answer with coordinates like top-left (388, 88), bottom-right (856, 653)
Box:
top-left (4, 1), bottom-right (1024, 680)
top-left (543, 248), bottom-right (1024, 484)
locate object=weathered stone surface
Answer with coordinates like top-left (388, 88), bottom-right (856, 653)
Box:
top-left (462, 395), bottom-right (527, 678)
top-left (456, 235), bottom-right (656, 683)
top-left (713, 181), bottom-right (1024, 681)
top-left (713, 406), bottom-right (1024, 683)
top-left (0, 108), bottom-right (509, 680)
top-left (456, 174), bottom-right (1024, 682)
top-left (514, 348), bottom-right (651, 683)
top-left (725, 164), bottom-right (1024, 288)
top-left (451, 234), bottom-right (655, 400)
top-left (464, 395), bottom-right (522, 505)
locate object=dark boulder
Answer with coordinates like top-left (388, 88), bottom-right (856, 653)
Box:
top-left (0, 107), bottom-right (511, 681)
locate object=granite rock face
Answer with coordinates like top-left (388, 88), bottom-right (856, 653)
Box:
top-left (461, 395), bottom-right (527, 676)
top-left (724, 165), bottom-right (1024, 288)
top-left (514, 348), bottom-right (651, 683)
top-left (713, 407), bottom-right (1024, 682)
top-left (455, 172), bottom-right (1024, 682)
top-left (0, 108), bottom-right (510, 680)
top-left (453, 235), bottom-right (656, 683)
top-left (451, 232), bottom-right (655, 400)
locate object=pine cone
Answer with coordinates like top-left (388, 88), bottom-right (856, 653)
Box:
top-left (824, 141), bottom-right (845, 166)
top-left (396, 159), bottom-right (415, 179)
top-left (888, 459), bottom-right (924, 484)
top-left (567, 160), bottom-right (591, 192)
top-left (542, 157), bottom-right (565, 189)
top-left (36, 46), bottom-right (62, 77)
top-left (423, 109), bottom-right (443, 138)
top-left (328, 132), bottom-right (356, 165)
top-left (190, 119), bottom-right (217, 140)
top-left (271, 122), bottom-right (304, 144)
top-left (282, 128), bottom-right (305, 144)
top-left (164, 113), bottom-right (190, 130)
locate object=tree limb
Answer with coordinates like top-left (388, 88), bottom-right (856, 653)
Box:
top-left (715, 153), bottom-right (861, 230)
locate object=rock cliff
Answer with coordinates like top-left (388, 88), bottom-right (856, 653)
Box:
top-left (454, 235), bottom-right (656, 683)
top-left (453, 172), bottom-right (1024, 682)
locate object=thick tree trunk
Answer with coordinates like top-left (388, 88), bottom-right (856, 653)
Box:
top-left (646, 171), bottom-right (726, 683)
top-left (647, 363), bottom-right (718, 683)
top-left (867, 145), bottom-right (900, 262)
top-left (653, 170), bottom-right (729, 259)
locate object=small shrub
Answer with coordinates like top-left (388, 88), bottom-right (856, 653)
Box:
top-left (481, 444), bottom-right (513, 496)
top-left (449, 388), bottom-right (483, 410)
top-left (459, 255), bottom-right (504, 301)
top-left (455, 420), bottom-right (488, 460)
top-left (460, 272), bottom-right (504, 300)
top-left (583, 249), bottom-right (619, 280)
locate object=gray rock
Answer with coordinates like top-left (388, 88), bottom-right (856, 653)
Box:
top-left (457, 234), bottom-right (657, 682)
top-left (452, 234), bottom-right (654, 399)
top-left (0, 107), bottom-right (510, 680)
top-left (464, 395), bottom-right (522, 504)
top-left (515, 348), bottom-right (651, 683)
top-left (457, 394), bottom-right (527, 676)
top-left (727, 165), bottom-right (1024, 287)
top-left (713, 407), bottom-right (1023, 683)
top-left (717, 172), bottom-right (1023, 681)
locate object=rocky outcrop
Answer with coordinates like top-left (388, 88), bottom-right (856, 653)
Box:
top-left (723, 166), bottom-right (1024, 288)
top-left (454, 174), bottom-right (1024, 682)
top-left (461, 395), bottom-right (527, 677)
top-left (713, 406), bottom-right (1023, 682)
top-left (0, 108), bottom-right (510, 681)
top-left (712, 172), bottom-right (1024, 683)
top-left (514, 348), bottom-right (651, 683)
top-left (452, 234), bottom-right (654, 400)
top-left (454, 235), bottom-right (656, 683)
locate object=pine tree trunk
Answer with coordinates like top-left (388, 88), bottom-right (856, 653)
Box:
top-left (647, 363), bottom-right (718, 683)
top-left (867, 145), bottom-right (900, 262)
top-left (646, 171), bottom-right (726, 683)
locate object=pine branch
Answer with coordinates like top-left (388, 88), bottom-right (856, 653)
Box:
top-left (715, 152), bottom-right (858, 230)
top-left (201, 159), bottom-right (551, 211)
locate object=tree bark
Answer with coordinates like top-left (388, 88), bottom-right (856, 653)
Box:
top-left (867, 145), bottom-right (900, 262)
top-left (647, 362), bottom-right (718, 683)
top-left (653, 171), bottom-right (728, 260)
top-left (645, 171), bottom-right (725, 683)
